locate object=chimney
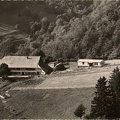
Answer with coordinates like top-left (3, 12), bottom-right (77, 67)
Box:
top-left (27, 56), bottom-right (32, 59)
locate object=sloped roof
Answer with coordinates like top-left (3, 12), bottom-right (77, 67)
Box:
top-left (78, 59), bottom-right (104, 63)
top-left (39, 63), bottom-right (53, 74)
top-left (0, 56), bottom-right (41, 68)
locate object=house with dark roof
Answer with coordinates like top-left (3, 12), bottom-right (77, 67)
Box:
top-left (0, 56), bottom-right (53, 75)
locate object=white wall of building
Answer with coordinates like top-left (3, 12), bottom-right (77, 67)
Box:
top-left (78, 61), bottom-right (89, 67)
top-left (78, 61), bottom-right (104, 67)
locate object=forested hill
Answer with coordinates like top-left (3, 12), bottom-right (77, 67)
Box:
top-left (0, 0), bottom-right (120, 60)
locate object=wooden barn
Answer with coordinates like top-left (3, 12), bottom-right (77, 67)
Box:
top-left (0, 56), bottom-right (53, 75)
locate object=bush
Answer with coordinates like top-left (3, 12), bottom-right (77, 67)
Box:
top-left (0, 63), bottom-right (11, 77)
top-left (54, 63), bottom-right (66, 71)
top-left (84, 114), bottom-right (91, 119)
top-left (31, 41), bottom-right (40, 49)
top-left (74, 104), bottom-right (86, 118)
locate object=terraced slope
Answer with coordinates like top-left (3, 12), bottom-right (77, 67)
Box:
top-left (0, 23), bottom-right (17, 36)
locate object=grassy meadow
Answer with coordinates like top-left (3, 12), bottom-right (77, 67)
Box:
top-left (0, 87), bottom-right (95, 119)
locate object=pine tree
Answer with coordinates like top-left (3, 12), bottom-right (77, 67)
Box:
top-left (74, 104), bottom-right (86, 118)
top-left (90, 67), bottom-right (120, 119)
top-left (105, 85), bottom-right (117, 119)
top-left (106, 67), bottom-right (120, 119)
top-left (109, 67), bottom-right (120, 96)
top-left (90, 76), bottom-right (109, 118)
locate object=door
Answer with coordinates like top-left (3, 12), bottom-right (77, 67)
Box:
top-left (89, 63), bottom-right (93, 67)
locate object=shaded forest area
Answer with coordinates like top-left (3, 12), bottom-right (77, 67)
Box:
top-left (1, 0), bottom-right (120, 60)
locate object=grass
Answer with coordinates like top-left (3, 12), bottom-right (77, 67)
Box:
top-left (39, 71), bottom-right (110, 89)
top-left (10, 76), bottom-right (44, 87)
top-left (0, 23), bottom-right (17, 36)
top-left (0, 61), bottom-right (119, 119)
top-left (0, 76), bottom-right (44, 92)
top-left (0, 4), bottom-right (56, 29)
top-left (0, 87), bottom-right (95, 119)
top-left (50, 61), bottom-right (120, 78)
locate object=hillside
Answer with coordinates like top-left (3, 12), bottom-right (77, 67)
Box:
top-left (0, 2), bottom-right (56, 28)
top-left (0, 23), bottom-right (17, 36)
top-left (0, 88), bottom-right (95, 119)
top-left (0, 32), bottom-right (29, 57)
top-left (1, 0), bottom-right (120, 59)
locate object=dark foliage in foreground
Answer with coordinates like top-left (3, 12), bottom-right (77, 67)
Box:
top-left (0, 63), bottom-right (11, 80)
top-left (90, 67), bottom-right (120, 119)
top-left (74, 104), bottom-right (86, 118)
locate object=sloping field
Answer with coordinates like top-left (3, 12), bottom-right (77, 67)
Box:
top-left (33, 71), bottom-right (110, 89)
top-left (0, 23), bottom-right (17, 36)
top-left (0, 88), bottom-right (95, 119)
top-left (105, 59), bottom-right (120, 65)
top-left (12, 63), bottom-right (120, 90)
top-left (11, 71), bottom-right (111, 91)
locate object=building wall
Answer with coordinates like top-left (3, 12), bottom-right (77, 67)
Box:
top-left (10, 68), bottom-right (41, 75)
top-left (48, 63), bottom-right (55, 68)
top-left (78, 61), bottom-right (89, 67)
top-left (93, 62), bottom-right (101, 67)
top-left (41, 70), bottom-right (46, 75)
top-left (78, 61), bottom-right (104, 67)
top-left (100, 61), bottom-right (105, 67)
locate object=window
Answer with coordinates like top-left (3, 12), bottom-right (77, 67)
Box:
top-left (94, 62), bottom-right (98, 65)
top-left (26, 68), bottom-right (36, 71)
top-left (11, 68), bottom-right (21, 70)
top-left (82, 62), bottom-right (84, 64)
top-left (37, 72), bottom-right (40, 75)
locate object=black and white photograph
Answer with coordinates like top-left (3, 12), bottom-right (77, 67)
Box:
top-left (0, 0), bottom-right (120, 119)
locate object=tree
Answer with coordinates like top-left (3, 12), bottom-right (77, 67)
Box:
top-left (0, 63), bottom-right (11, 80)
top-left (109, 67), bottom-right (120, 95)
top-left (55, 18), bottom-right (64, 26)
top-left (90, 76), bottom-right (109, 118)
top-left (32, 47), bottom-right (45, 58)
top-left (47, 22), bottom-right (55, 33)
top-left (30, 22), bottom-right (41, 38)
top-left (90, 67), bottom-right (120, 119)
top-left (40, 17), bottom-right (50, 34)
top-left (106, 67), bottom-right (120, 119)
top-left (74, 104), bottom-right (86, 118)
top-left (31, 41), bottom-right (40, 49)
top-left (16, 44), bottom-right (31, 56)
top-left (54, 63), bottom-right (65, 71)
top-left (43, 56), bottom-right (54, 63)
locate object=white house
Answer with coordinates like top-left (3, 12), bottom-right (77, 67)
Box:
top-left (0, 56), bottom-right (53, 75)
top-left (78, 59), bottom-right (105, 67)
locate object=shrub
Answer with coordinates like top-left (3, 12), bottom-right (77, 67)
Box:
top-left (0, 63), bottom-right (11, 81)
top-left (74, 104), bottom-right (86, 118)
top-left (0, 63), bottom-right (11, 76)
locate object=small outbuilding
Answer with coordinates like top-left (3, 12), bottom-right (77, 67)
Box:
top-left (78, 59), bottom-right (104, 67)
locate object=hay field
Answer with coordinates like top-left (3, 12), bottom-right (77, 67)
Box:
top-left (0, 88), bottom-right (95, 119)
